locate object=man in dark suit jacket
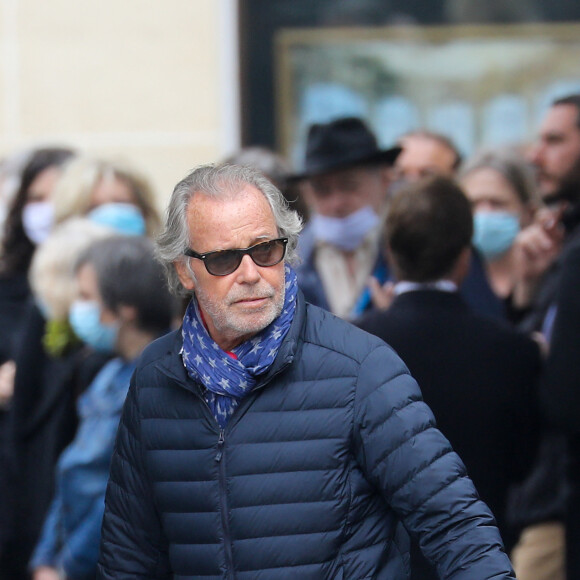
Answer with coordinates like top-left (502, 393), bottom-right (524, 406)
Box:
top-left (357, 176), bottom-right (542, 579)
top-left (540, 237), bottom-right (580, 578)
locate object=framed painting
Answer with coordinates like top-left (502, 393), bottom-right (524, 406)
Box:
top-left (275, 23), bottom-right (580, 167)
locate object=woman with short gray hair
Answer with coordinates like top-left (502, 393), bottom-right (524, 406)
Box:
top-left (460, 147), bottom-right (540, 312)
top-left (29, 236), bottom-right (176, 580)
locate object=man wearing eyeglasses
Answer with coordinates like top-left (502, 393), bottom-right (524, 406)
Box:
top-left (97, 163), bottom-right (515, 579)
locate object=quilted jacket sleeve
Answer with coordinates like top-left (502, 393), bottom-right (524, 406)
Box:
top-left (97, 372), bottom-right (171, 579)
top-left (354, 343), bottom-right (515, 579)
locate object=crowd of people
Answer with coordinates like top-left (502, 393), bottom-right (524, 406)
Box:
top-left (0, 93), bottom-right (578, 579)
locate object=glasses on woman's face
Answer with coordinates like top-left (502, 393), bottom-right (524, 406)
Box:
top-left (184, 237), bottom-right (288, 277)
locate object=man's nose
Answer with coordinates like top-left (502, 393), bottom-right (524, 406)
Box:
top-left (528, 143), bottom-right (544, 167)
top-left (235, 254), bottom-right (261, 283)
top-left (475, 203), bottom-right (494, 213)
top-left (324, 190), bottom-right (352, 218)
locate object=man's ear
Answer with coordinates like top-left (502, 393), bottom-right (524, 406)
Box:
top-left (174, 259), bottom-right (196, 291)
top-left (117, 304), bottom-right (138, 324)
top-left (453, 246), bottom-right (472, 286)
top-left (380, 166), bottom-right (393, 189)
top-left (100, 305), bottom-right (119, 326)
top-left (299, 181), bottom-right (317, 212)
top-left (385, 244), bottom-right (402, 282)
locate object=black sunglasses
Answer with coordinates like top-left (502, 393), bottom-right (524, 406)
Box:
top-left (184, 237), bottom-right (288, 276)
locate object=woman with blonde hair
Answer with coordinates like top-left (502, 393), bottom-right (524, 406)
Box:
top-left (29, 218), bottom-right (114, 349)
top-left (52, 155), bottom-right (161, 237)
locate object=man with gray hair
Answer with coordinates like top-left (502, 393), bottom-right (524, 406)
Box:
top-left (97, 163), bottom-right (516, 579)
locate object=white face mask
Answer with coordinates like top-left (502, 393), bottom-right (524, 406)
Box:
top-left (310, 205), bottom-right (380, 252)
top-left (22, 201), bottom-right (54, 244)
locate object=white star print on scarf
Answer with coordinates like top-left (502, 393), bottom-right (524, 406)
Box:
top-left (181, 265), bottom-right (298, 428)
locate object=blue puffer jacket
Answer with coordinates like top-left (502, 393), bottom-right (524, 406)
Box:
top-left (98, 294), bottom-right (514, 579)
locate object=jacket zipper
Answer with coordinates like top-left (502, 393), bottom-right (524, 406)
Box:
top-left (211, 371), bottom-right (288, 579)
top-left (172, 367), bottom-right (294, 578)
top-left (216, 429), bottom-right (235, 578)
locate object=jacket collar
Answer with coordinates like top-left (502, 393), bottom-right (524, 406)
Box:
top-left (156, 290), bottom-right (307, 393)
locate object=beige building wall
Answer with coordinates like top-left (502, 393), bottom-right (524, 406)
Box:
top-left (0, 0), bottom-right (239, 208)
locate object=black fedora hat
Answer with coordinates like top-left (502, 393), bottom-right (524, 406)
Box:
top-left (292, 117), bottom-right (401, 180)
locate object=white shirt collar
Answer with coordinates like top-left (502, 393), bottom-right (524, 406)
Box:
top-left (393, 280), bottom-right (458, 296)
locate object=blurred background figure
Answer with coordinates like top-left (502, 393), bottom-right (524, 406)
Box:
top-left (507, 93), bottom-right (580, 580)
top-left (393, 130), bottom-right (461, 183)
top-left (367, 129), bottom-right (505, 320)
top-left (357, 175), bottom-right (542, 579)
top-left (1, 219), bottom-right (114, 580)
top-left (0, 147), bottom-right (75, 367)
top-left (515, 94), bottom-right (580, 335)
top-left (52, 155), bottom-right (161, 238)
top-left (28, 235), bottom-right (175, 580)
top-left (0, 153), bottom-right (162, 579)
top-left (0, 148), bottom-right (75, 573)
top-left (224, 146), bottom-right (309, 222)
top-left (0, 152), bottom-right (160, 421)
top-left (539, 236), bottom-right (580, 580)
top-left (529, 94), bottom-right (580, 207)
top-left (460, 147), bottom-right (539, 320)
top-left (0, 149), bottom-right (33, 240)
top-left (292, 117), bottom-right (400, 320)
top-left (1, 153), bottom-right (160, 411)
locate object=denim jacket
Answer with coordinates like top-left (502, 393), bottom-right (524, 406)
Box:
top-left (30, 357), bottom-right (135, 580)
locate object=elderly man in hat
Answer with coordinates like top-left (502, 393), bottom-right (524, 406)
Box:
top-left (294, 117), bottom-right (400, 319)
top-left (97, 163), bottom-right (515, 579)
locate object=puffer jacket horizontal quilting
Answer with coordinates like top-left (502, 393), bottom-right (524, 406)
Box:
top-left (98, 294), bottom-right (514, 580)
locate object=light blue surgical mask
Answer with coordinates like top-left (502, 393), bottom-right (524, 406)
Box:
top-left (88, 202), bottom-right (146, 236)
top-left (69, 299), bottom-right (118, 353)
top-left (473, 211), bottom-right (520, 260)
top-left (310, 205), bottom-right (380, 252)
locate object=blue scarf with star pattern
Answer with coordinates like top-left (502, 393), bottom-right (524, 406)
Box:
top-left (181, 265), bottom-right (297, 428)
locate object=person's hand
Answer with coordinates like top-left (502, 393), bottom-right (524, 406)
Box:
top-left (368, 278), bottom-right (396, 311)
top-left (0, 360), bottom-right (15, 408)
top-left (32, 566), bottom-right (61, 580)
top-left (516, 209), bottom-right (563, 280)
top-left (511, 208), bottom-right (565, 308)
top-left (531, 331), bottom-right (550, 359)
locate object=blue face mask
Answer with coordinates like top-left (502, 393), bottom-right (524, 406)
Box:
top-left (69, 299), bottom-right (118, 353)
top-left (473, 211), bottom-right (520, 260)
top-left (310, 205), bottom-right (380, 252)
top-left (88, 203), bottom-right (146, 236)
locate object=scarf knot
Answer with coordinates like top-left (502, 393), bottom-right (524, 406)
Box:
top-left (181, 265), bottom-right (297, 427)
